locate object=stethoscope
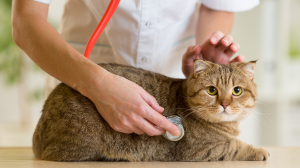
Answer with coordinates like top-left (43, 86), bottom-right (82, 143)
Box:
top-left (83, 0), bottom-right (184, 141)
top-left (84, 0), bottom-right (120, 59)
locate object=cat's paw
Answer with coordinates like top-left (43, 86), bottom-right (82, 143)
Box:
top-left (249, 148), bottom-right (270, 161)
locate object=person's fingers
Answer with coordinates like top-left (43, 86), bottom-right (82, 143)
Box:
top-left (182, 45), bottom-right (202, 78)
top-left (190, 45), bottom-right (197, 52)
top-left (110, 114), bottom-right (145, 135)
top-left (192, 45), bottom-right (201, 55)
top-left (145, 107), bottom-right (180, 136)
top-left (132, 126), bottom-right (144, 135)
top-left (121, 126), bottom-right (144, 135)
top-left (216, 35), bottom-right (233, 51)
top-left (134, 117), bottom-right (165, 136)
top-left (229, 55), bottom-right (245, 63)
top-left (225, 42), bottom-right (240, 58)
top-left (184, 45), bottom-right (201, 58)
top-left (192, 45), bottom-right (202, 60)
top-left (189, 45), bottom-right (202, 60)
top-left (140, 91), bottom-right (164, 113)
top-left (182, 45), bottom-right (196, 63)
top-left (209, 31), bottom-right (224, 45)
top-left (109, 121), bottom-right (133, 134)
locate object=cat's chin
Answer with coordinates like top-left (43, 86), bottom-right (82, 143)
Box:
top-left (218, 112), bottom-right (238, 122)
top-left (216, 106), bottom-right (239, 122)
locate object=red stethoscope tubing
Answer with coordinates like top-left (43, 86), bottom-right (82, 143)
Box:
top-left (84, 0), bottom-right (121, 59)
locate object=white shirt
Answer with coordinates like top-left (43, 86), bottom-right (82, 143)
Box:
top-left (34, 0), bottom-right (259, 78)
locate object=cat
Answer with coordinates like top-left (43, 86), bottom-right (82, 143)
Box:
top-left (33, 60), bottom-right (269, 162)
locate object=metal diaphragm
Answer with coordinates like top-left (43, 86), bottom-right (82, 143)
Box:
top-left (163, 115), bottom-right (184, 141)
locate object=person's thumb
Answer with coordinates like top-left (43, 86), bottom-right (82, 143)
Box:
top-left (189, 45), bottom-right (201, 57)
top-left (229, 55), bottom-right (245, 63)
top-left (183, 45), bottom-right (201, 64)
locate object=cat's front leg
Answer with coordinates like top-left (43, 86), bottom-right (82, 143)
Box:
top-left (175, 139), bottom-right (269, 161)
top-left (234, 146), bottom-right (270, 161)
top-left (225, 140), bottom-right (270, 161)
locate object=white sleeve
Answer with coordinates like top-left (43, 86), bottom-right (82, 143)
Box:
top-left (201, 0), bottom-right (259, 12)
top-left (33, 0), bottom-right (51, 4)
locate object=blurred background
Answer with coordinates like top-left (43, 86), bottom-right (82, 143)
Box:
top-left (0, 0), bottom-right (300, 147)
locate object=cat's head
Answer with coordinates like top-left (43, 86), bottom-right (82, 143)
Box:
top-left (185, 60), bottom-right (257, 123)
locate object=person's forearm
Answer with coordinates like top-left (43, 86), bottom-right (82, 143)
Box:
top-left (12, 0), bottom-right (107, 96)
top-left (196, 4), bottom-right (234, 45)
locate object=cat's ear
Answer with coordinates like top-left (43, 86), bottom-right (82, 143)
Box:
top-left (238, 61), bottom-right (257, 80)
top-left (194, 60), bottom-right (211, 78)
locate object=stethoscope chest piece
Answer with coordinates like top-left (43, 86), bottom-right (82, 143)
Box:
top-left (163, 115), bottom-right (184, 141)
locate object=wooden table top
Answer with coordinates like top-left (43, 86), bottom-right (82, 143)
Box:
top-left (0, 147), bottom-right (299, 168)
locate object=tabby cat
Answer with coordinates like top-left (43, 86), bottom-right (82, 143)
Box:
top-left (33, 60), bottom-right (269, 162)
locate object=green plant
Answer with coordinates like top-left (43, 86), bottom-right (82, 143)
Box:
top-left (0, 0), bottom-right (44, 102)
top-left (289, 29), bottom-right (300, 60)
top-left (0, 0), bottom-right (23, 85)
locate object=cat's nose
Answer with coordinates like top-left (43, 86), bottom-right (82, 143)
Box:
top-left (221, 102), bottom-right (229, 109)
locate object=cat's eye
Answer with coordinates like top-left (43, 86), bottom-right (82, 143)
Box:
top-left (207, 86), bottom-right (218, 95)
top-left (232, 87), bottom-right (242, 96)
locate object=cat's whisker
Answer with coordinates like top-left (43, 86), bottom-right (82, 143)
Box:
top-left (255, 101), bottom-right (271, 107)
top-left (253, 115), bottom-right (270, 131)
top-left (179, 94), bottom-right (194, 99)
top-left (173, 108), bottom-right (192, 110)
top-left (182, 110), bottom-right (198, 121)
top-left (180, 108), bottom-right (194, 114)
top-left (251, 114), bottom-right (265, 132)
top-left (250, 110), bottom-right (274, 124)
top-left (253, 113), bottom-right (272, 131)
top-left (242, 111), bottom-right (264, 132)
top-left (180, 108), bottom-right (206, 127)
top-left (246, 110), bottom-right (271, 131)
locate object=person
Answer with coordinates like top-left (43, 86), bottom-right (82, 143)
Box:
top-left (12, 0), bottom-right (259, 137)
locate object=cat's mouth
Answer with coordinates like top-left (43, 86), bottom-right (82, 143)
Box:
top-left (216, 107), bottom-right (240, 122)
top-left (217, 107), bottom-right (233, 116)
top-left (218, 106), bottom-right (231, 115)
top-left (219, 110), bottom-right (230, 115)
top-left (218, 107), bottom-right (229, 114)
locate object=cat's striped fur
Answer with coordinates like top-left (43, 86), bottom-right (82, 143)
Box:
top-left (33, 60), bottom-right (269, 162)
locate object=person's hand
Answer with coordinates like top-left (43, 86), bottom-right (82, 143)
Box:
top-left (182, 31), bottom-right (245, 78)
top-left (85, 71), bottom-right (180, 136)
